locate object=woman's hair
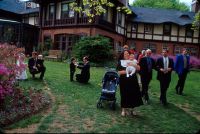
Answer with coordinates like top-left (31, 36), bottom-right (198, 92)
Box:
top-left (118, 50), bottom-right (130, 60)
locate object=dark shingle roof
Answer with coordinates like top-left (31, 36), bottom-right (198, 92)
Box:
top-left (129, 6), bottom-right (195, 26)
top-left (0, 0), bottom-right (39, 14)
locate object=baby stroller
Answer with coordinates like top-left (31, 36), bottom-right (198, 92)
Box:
top-left (97, 70), bottom-right (119, 110)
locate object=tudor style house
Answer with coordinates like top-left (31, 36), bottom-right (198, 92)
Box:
top-left (126, 6), bottom-right (199, 57)
top-left (32, 0), bottom-right (129, 57)
top-left (1, 0), bottom-right (200, 57)
top-left (33, 0), bottom-right (200, 57)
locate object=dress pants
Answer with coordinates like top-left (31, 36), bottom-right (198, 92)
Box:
top-left (176, 69), bottom-right (188, 94)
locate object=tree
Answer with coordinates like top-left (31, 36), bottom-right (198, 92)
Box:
top-left (70, 0), bottom-right (132, 22)
top-left (132, 0), bottom-right (189, 11)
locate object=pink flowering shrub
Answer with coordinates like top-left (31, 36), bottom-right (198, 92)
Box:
top-left (151, 54), bottom-right (200, 69)
top-left (0, 43), bottom-right (24, 100)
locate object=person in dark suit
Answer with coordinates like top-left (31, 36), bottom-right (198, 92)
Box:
top-left (174, 48), bottom-right (190, 95)
top-left (139, 49), bottom-right (155, 104)
top-left (70, 57), bottom-right (76, 81)
top-left (156, 49), bottom-right (174, 106)
top-left (76, 56), bottom-right (90, 83)
top-left (28, 52), bottom-right (46, 80)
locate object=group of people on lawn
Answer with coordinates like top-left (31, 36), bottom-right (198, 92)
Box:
top-left (16, 46), bottom-right (190, 117)
top-left (117, 46), bottom-right (190, 116)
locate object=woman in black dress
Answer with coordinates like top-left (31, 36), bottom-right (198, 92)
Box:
top-left (117, 50), bottom-right (143, 116)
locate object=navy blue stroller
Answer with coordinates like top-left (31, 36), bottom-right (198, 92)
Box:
top-left (97, 70), bottom-right (119, 110)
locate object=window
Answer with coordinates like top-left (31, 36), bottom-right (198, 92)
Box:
top-left (187, 47), bottom-right (197, 56)
top-left (61, 2), bottom-right (74, 19)
top-left (162, 43), bottom-right (168, 50)
top-left (101, 6), bottom-right (108, 20)
top-left (143, 43), bottom-right (156, 53)
top-left (130, 42), bottom-right (136, 50)
top-left (186, 26), bottom-right (193, 37)
top-left (174, 46), bottom-right (181, 55)
top-left (163, 24), bottom-right (171, 36)
top-left (144, 24), bottom-right (153, 34)
top-left (117, 12), bottom-right (122, 25)
top-left (115, 41), bottom-right (122, 53)
top-left (132, 23), bottom-right (137, 32)
top-left (49, 4), bottom-right (54, 20)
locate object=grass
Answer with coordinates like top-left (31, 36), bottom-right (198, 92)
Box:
top-left (4, 61), bottom-right (200, 133)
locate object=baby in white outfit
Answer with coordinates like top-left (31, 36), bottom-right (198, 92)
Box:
top-left (120, 54), bottom-right (138, 77)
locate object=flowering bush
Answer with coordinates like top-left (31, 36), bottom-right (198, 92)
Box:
top-left (151, 54), bottom-right (200, 69)
top-left (0, 43), bottom-right (24, 101)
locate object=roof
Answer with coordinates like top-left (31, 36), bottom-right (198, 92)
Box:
top-left (0, 0), bottom-right (39, 14)
top-left (129, 6), bottom-right (195, 26)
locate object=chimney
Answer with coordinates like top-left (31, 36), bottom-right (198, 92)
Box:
top-left (192, 0), bottom-right (200, 13)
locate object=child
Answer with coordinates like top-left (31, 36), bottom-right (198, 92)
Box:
top-left (16, 53), bottom-right (28, 80)
top-left (120, 53), bottom-right (137, 77)
top-left (70, 57), bottom-right (77, 81)
top-left (126, 53), bottom-right (137, 77)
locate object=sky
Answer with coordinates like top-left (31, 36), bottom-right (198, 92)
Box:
top-left (129, 0), bottom-right (192, 7)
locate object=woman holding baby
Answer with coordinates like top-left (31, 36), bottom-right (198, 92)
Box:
top-left (117, 50), bottom-right (143, 117)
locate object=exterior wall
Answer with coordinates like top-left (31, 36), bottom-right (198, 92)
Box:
top-left (41, 27), bottom-right (125, 51)
top-left (56, 2), bottom-right (61, 19)
top-left (127, 39), bottom-right (200, 57)
top-left (29, 17), bottom-right (35, 25)
top-left (108, 7), bottom-right (113, 23)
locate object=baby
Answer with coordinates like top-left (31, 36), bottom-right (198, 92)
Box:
top-left (126, 54), bottom-right (137, 77)
top-left (120, 54), bottom-right (137, 78)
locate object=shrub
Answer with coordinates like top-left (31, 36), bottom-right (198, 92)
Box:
top-left (0, 43), bottom-right (24, 101)
top-left (72, 35), bottom-right (113, 63)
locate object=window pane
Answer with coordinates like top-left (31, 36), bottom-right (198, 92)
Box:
top-left (62, 4), bottom-right (68, 12)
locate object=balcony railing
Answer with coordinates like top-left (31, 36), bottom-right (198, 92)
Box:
top-left (43, 17), bottom-right (115, 31)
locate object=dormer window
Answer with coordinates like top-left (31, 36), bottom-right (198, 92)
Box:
top-left (180, 14), bottom-right (190, 19)
top-left (163, 24), bottom-right (171, 36)
top-left (144, 24), bottom-right (153, 34)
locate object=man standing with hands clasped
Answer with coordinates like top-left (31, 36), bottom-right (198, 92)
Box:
top-left (156, 49), bottom-right (174, 106)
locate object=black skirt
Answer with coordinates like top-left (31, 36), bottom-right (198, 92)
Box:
top-left (119, 73), bottom-right (143, 108)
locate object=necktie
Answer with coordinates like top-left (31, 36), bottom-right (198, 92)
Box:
top-left (164, 57), bottom-right (167, 70)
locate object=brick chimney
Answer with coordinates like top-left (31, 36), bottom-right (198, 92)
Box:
top-left (192, 0), bottom-right (200, 13)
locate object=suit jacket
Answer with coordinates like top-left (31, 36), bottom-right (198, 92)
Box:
top-left (174, 54), bottom-right (190, 75)
top-left (156, 57), bottom-right (174, 81)
top-left (77, 62), bottom-right (90, 81)
top-left (139, 56), bottom-right (155, 80)
top-left (28, 58), bottom-right (45, 70)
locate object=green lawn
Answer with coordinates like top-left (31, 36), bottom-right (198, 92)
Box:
top-left (7, 61), bottom-right (200, 133)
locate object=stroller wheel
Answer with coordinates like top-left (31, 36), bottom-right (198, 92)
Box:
top-left (97, 101), bottom-right (103, 109)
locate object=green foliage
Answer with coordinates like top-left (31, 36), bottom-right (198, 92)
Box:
top-left (73, 35), bottom-right (113, 63)
top-left (192, 12), bottom-right (200, 31)
top-left (70, 0), bottom-right (132, 22)
top-left (132, 0), bottom-right (189, 11)
top-left (42, 51), bottom-right (49, 56)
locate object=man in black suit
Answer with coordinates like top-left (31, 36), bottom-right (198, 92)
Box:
top-left (76, 56), bottom-right (90, 83)
top-left (28, 52), bottom-right (46, 80)
top-left (156, 49), bottom-right (174, 106)
top-left (139, 49), bottom-right (155, 104)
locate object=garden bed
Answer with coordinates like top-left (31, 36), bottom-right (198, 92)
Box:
top-left (0, 87), bottom-right (51, 127)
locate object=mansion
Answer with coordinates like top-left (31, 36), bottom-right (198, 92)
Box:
top-left (0, 0), bottom-right (200, 57)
